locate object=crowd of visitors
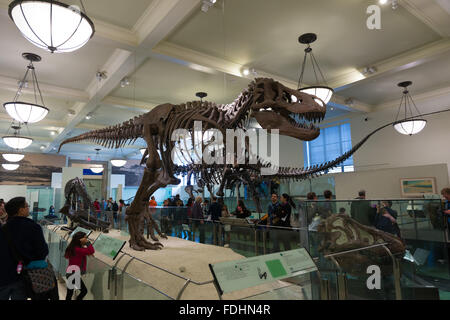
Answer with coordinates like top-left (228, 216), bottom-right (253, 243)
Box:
top-left (1, 186), bottom-right (449, 300)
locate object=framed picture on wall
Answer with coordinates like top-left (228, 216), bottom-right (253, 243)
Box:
top-left (400, 178), bottom-right (437, 197)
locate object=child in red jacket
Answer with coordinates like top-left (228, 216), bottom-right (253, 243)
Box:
top-left (64, 231), bottom-right (95, 300)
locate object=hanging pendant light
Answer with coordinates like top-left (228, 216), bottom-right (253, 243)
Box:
top-left (2, 153), bottom-right (25, 162)
top-left (297, 33), bottom-right (334, 105)
top-left (90, 166), bottom-right (103, 174)
top-left (2, 125), bottom-right (33, 150)
top-left (110, 147), bottom-right (127, 167)
top-left (2, 164), bottom-right (20, 171)
top-left (393, 81), bottom-right (427, 136)
top-left (9, 0), bottom-right (95, 53)
top-left (90, 148), bottom-right (104, 173)
top-left (3, 53), bottom-right (49, 124)
top-left (110, 159), bottom-right (127, 167)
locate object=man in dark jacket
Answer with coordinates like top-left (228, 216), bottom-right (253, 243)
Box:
top-left (350, 190), bottom-right (376, 226)
top-left (208, 197), bottom-right (222, 245)
top-left (191, 197), bottom-right (205, 243)
top-left (0, 197), bottom-right (49, 300)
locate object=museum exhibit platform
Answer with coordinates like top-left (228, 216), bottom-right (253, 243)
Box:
top-left (44, 225), bottom-right (311, 300)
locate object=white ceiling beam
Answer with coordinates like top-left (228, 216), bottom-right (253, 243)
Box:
top-left (400, 0), bottom-right (450, 37)
top-left (331, 39), bottom-right (450, 91)
top-left (153, 41), bottom-right (372, 113)
top-left (101, 96), bottom-right (158, 113)
top-left (0, 112), bottom-right (66, 128)
top-left (90, 19), bottom-right (138, 50)
top-left (0, 75), bottom-right (89, 102)
top-left (0, 74), bottom-right (157, 113)
top-left (45, 0), bottom-right (202, 154)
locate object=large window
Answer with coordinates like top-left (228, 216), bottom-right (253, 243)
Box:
top-left (303, 123), bottom-right (354, 173)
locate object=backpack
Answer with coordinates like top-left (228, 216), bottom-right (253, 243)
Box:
top-left (112, 202), bottom-right (119, 211)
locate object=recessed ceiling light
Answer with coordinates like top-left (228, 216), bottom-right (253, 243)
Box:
top-left (50, 130), bottom-right (57, 136)
top-left (120, 77), bottom-right (130, 88)
top-left (379, 0), bottom-right (388, 4)
top-left (201, 0), bottom-right (216, 12)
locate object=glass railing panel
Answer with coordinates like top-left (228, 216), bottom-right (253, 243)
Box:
top-left (241, 284), bottom-right (306, 300)
top-left (47, 230), bottom-right (63, 274)
top-left (228, 224), bottom-right (256, 257)
top-left (59, 238), bottom-right (69, 279)
top-left (82, 257), bottom-right (112, 300)
top-left (119, 272), bottom-right (173, 300)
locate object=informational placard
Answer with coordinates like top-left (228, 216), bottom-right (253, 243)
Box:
top-left (93, 233), bottom-right (126, 260)
top-left (70, 227), bottom-right (92, 239)
top-left (209, 248), bottom-right (317, 295)
top-left (248, 213), bottom-right (264, 220)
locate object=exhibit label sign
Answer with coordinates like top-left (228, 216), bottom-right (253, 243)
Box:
top-left (93, 233), bottom-right (126, 260)
top-left (209, 248), bottom-right (317, 294)
top-left (70, 226), bottom-right (92, 239)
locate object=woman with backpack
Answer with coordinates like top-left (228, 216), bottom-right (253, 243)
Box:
top-left (64, 231), bottom-right (95, 300)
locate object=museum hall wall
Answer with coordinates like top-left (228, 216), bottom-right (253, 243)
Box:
top-left (0, 153), bottom-right (66, 186)
top-left (275, 92), bottom-right (450, 199)
top-left (349, 99), bottom-right (450, 181)
top-left (334, 164), bottom-right (449, 199)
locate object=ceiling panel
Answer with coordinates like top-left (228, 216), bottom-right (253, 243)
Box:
top-left (338, 51), bottom-right (450, 105)
top-left (80, 103), bottom-right (145, 127)
top-left (167, 0), bottom-right (440, 84)
top-left (0, 14), bottom-right (116, 91)
top-left (57, 0), bottom-right (154, 30)
top-left (111, 57), bottom-right (251, 105)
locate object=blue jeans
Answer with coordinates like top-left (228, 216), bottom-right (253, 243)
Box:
top-left (0, 280), bottom-right (27, 300)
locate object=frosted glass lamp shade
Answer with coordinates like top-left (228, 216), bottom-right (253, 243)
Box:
top-left (2, 164), bottom-right (20, 171)
top-left (299, 86), bottom-right (334, 105)
top-left (2, 154), bottom-right (25, 162)
top-left (111, 159), bottom-right (127, 167)
top-left (9, 0), bottom-right (95, 53)
top-left (2, 136), bottom-right (33, 149)
top-left (393, 119), bottom-right (427, 136)
top-left (90, 166), bottom-right (104, 174)
top-left (4, 102), bottom-right (48, 124)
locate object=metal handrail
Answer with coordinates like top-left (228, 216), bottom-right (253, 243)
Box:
top-left (314, 242), bottom-right (390, 260)
top-left (116, 252), bottom-right (214, 286)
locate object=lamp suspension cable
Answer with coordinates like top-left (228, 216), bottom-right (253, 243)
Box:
top-left (297, 33), bottom-right (334, 105)
top-left (393, 81), bottom-right (427, 136)
top-left (3, 53), bottom-right (49, 124)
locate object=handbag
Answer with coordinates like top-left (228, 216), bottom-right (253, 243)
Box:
top-left (2, 225), bottom-right (56, 295)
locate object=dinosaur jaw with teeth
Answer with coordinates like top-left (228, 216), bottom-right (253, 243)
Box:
top-left (253, 106), bottom-right (324, 141)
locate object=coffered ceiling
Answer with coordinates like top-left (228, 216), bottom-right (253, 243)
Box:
top-left (0, 0), bottom-right (449, 162)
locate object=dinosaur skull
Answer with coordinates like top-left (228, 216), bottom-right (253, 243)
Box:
top-left (250, 78), bottom-right (326, 141)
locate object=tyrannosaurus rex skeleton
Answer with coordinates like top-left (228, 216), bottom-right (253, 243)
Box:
top-left (59, 78), bottom-right (390, 251)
